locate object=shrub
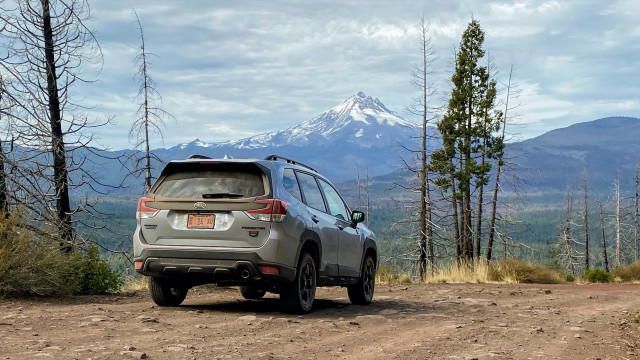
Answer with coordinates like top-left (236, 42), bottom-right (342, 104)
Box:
top-left (0, 213), bottom-right (122, 297)
top-left (427, 260), bottom-right (489, 283)
top-left (564, 274), bottom-right (575, 282)
top-left (0, 213), bottom-right (78, 296)
top-left (611, 262), bottom-right (640, 282)
top-left (583, 268), bottom-right (611, 283)
top-left (73, 246), bottom-right (122, 295)
top-left (488, 258), bottom-right (562, 284)
top-left (376, 264), bottom-right (412, 284)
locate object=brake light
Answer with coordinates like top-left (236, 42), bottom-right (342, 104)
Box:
top-left (245, 199), bottom-right (288, 222)
top-left (259, 265), bottom-right (279, 275)
top-left (136, 196), bottom-right (158, 219)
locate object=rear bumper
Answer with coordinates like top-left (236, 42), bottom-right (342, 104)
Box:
top-left (135, 248), bottom-right (296, 284)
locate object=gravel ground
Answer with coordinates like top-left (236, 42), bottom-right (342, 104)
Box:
top-left (2, 282), bottom-right (640, 359)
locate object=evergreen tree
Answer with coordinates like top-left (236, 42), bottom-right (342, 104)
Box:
top-left (430, 19), bottom-right (501, 262)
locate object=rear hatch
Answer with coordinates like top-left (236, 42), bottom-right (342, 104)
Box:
top-left (137, 161), bottom-right (274, 248)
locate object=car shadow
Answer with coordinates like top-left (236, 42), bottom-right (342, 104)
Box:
top-left (179, 294), bottom-right (460, 319)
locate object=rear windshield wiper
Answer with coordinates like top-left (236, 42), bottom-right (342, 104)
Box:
top-left (202, 193), bottom-right (245, 199)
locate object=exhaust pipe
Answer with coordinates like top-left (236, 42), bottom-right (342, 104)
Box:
top-left (241, 269), bottom-right (251, 279)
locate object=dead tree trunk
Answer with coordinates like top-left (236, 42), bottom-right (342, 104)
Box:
top-left (486, 64), bottom-right (513, 261)
top-left (615, 176), bottom-right (621, 268)
top-left (597, 198), bottom-right (610, 272)
top-left (635, 167), bottom-right (639, 262)
top-left (583, 174), bottom-right (589, 270)
top-left (42, 0), bottom-right (73, 251)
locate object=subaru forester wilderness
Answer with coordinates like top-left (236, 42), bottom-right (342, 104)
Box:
top-left (133, 155), bottom-right (376, 313)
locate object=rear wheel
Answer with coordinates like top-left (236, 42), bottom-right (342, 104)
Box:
top-left (148, 277), bottom-right (188, 307)
top-left (280, 252), bottom-right (316, 314)
top-left (348, 255), bottom-right (375, 305)
top-left (240, 285), bottom-right (266, 300)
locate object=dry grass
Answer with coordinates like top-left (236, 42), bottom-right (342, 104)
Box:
top-left (612, 262), bottom-right (640, 283)
top-left (122, 275), bottom-right (148, 292)
top-left (420, 258), bottom-right (563, 284)
top-left (425, 260), bottom-right (491, 284)
top-left (488, 258), bottom-right (563, 284)
top-left (376, 265), bottom-right (412, 284)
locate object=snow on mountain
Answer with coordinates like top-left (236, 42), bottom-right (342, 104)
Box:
top-left (179, 138), bottom-right (213, 150)
top-left (159, 92), bottom-right (422, 182)
top-left (216, 91), bottom-right (417, 149)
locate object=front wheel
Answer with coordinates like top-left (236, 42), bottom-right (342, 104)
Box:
top-left (280, 252), bottom-right (316, 314)
top-left (348, 255), bottom-right (375, 305)
top-left (148, 277), bottom-right (188, 307)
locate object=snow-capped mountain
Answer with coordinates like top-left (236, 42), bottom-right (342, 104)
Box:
top-left (157, 92), bottom-right (423, 182)
top-left (216, 91), bottom-right (416, 149)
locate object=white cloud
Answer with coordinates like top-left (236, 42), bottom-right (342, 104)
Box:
top-left (68, 0), bottom-right (640, 149)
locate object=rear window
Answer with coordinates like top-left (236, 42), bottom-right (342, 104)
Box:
top-left (153, 163), bottom-right (266, 199)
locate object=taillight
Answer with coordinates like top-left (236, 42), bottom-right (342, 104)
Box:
top-left (259, 265), bottom-right (279, 275)
top-left (245, 199), bottom-right (288, 222)
top-left (136, 196), bottom-right (158, 219)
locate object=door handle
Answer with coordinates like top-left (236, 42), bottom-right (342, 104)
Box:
top-left (311, 215), bottom-right (319, 223)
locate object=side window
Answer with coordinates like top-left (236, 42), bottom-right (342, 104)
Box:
top-left (282, 169), bottom-right (303, 202)
top-left (296, 172), bottom-right (327, 212)
top-left (318, 179), bottom-right (350, 221)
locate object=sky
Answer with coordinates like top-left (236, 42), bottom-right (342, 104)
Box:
top-left (75, 0), bottom-right (640, 150)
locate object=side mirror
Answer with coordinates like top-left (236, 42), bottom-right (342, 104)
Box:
top-left (351, 211), bottom-right (365, 224)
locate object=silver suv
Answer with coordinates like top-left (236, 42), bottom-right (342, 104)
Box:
top-left (133, 155), bottom-right (377, 313)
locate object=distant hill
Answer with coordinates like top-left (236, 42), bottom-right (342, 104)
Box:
top-left (507, 116), bottom-right (640, 192)
top-left (30, 98), bottom-right (638, 200)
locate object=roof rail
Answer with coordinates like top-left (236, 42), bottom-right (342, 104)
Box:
top-left (187, 154), bottom-right (212, 159)
top-left (264, 155), bottom-right (317, 172)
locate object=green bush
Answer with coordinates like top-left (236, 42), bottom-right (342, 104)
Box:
top-left (0, 213), bottom-right (122, 297)
top-left (612, 262), bottom-right (640, 282)
top-left (564, 274), bottom-right (575, 282)
top-left (73, 246), bottom-right (122, 295)
top-left (583, 268), bottom-right (611, 283)
top-left (0, 213), bottom-right (78, 296)
top-left (488, 258), bottom-right (562, 284)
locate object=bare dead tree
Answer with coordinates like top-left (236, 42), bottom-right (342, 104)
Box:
top-left (635, 167), bottom-right (639, 262)
top-left (583, 171), bottom-right (590, 270)
top-left (0, 75), bottom-right (11, 215)
top-left (615, 175), bottom-right (622, 268)
top-left (556, 186), bottom-right (581, 274)
top-left (406, 16), bottom-right (437, 279)
top-left (128, 9), bottom-right (175, 192)
top-left (0, 0), bottom-right (113, 250)
top-left (596, 198), bottom-right (610, 272)
top-left (486, 63), bottom-right (521, 261)
top-left (365, 165), bottom-right (370, 228)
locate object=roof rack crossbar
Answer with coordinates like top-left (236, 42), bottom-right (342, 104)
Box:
top-left (265, 155), bottom-right (316, 172)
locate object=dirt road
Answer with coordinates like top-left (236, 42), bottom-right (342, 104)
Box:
top-left (2, 283), bottom-right (640, 359)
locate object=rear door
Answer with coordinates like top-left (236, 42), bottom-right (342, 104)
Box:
top-left (139, 161), bottom-right (272, 248)
top-left (317, 178), bottom-right (363, 278)
top-left (295, 171), bottom-right (339, 276)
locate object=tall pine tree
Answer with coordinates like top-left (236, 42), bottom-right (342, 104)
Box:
top-left (431, 19), bottom-right (501, 262)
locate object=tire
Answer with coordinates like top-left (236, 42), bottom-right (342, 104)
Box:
top-left (280, 252), bottom-right (316, 314)
top-left (348, 255), bottom-right (375, 305)
top-left (148, 277), bottom-right (188, 307)
top-left (240, 285), bottom-right (266, 300)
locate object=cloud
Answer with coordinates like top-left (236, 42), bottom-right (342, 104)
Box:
top-left (74, 0), bottom-right (640, 150)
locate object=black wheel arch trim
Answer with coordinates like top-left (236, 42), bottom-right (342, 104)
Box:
top-left (361, 238), bottom-right (378, 271)
top-left (296, 228), bottom-right (322, 274)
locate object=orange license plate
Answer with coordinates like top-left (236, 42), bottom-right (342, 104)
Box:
top-left (187, 214), bottom-right (215, 229)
